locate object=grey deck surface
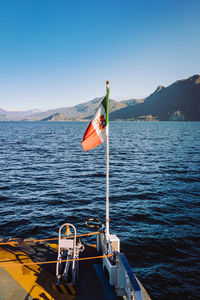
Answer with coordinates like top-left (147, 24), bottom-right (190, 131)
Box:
top-left (77, 245), bottom-right (121, 300)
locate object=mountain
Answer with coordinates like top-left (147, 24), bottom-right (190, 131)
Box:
top-left (38, 98), bottom-right (128, 121)
top-left (41, 113), bottom-right (70, 121)
top-left (0, 109), bottom-right (42, 120)
top-left (110, 75), bottom-right (200, 121)
top-left (0, 98), bottom-right (134, 121)
top-left (0, 108), bottom-right (7, 114)
top-left (38, 98), bottom-right (143, 121)
top-left (0, 75), bottom-right (199, 121)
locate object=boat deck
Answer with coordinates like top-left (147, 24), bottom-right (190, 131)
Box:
top-left (0, 239), bottom-right (122, 300)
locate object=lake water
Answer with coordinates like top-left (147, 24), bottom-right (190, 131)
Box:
top-left (0, 121), bottom-right (199, 299)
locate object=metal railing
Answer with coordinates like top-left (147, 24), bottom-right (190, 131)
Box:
top-left (115, 252), bottom-right (143, 300)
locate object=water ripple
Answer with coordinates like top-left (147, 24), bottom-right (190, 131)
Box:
top-left (0, 121), bottom-right (200, 299)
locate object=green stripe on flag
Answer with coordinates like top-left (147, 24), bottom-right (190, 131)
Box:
top-left (101, 96), bottom-right (107, 113)
top-left (101, 87), bottom-right (109, 126)
top-left (106, 86), bottom-right (109, 126)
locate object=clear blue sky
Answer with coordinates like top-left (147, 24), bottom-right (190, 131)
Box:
top-left (0, 0), bottom-right (199, 110)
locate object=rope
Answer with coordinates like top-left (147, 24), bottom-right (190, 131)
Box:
top-left (0, 253), bottom-right (113, 268)
top-left (0, 231), bottom-right (101, 246)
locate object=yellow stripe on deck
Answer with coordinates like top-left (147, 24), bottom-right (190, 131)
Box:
top-left (48, 243), bottom-right (58, 251)
top-left (0, 246), bottom-right (54, 300)
top-left (68, 284), bottom-right (76, 295)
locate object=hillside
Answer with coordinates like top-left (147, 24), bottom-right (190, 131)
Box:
top-left (0, 98), bottom-right (140, 121)
top-left (0, 109), bottom-right (42, 121)
top-left (110, 75), bottom-right (200, 121)
top-left (0, 75), bottom-right (199, 121)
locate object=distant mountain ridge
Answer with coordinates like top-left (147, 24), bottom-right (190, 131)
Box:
top-left (0, 74), bottom-right (200, 121)
top-left (0, 109), bottom-right (42, 120)
top-left (110, 74), bottom-right (200, 121)
top-left (0, 98), bottom-right (142, 121)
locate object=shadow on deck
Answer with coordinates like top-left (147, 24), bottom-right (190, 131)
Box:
top-left (0, 240), bottom-right (122, 300)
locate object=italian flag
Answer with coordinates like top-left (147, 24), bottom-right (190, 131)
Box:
top-left (81, 96), bottom-right (108, 152)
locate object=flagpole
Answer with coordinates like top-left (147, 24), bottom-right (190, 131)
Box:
top-left (106, 80), bottom-right (110, 242)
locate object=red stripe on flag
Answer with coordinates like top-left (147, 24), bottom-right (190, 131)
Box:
top-left (81, 122), bottom-right (102, 151)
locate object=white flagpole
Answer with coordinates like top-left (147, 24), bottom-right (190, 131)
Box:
top-left (106, 80), bottom-right (110, 242)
